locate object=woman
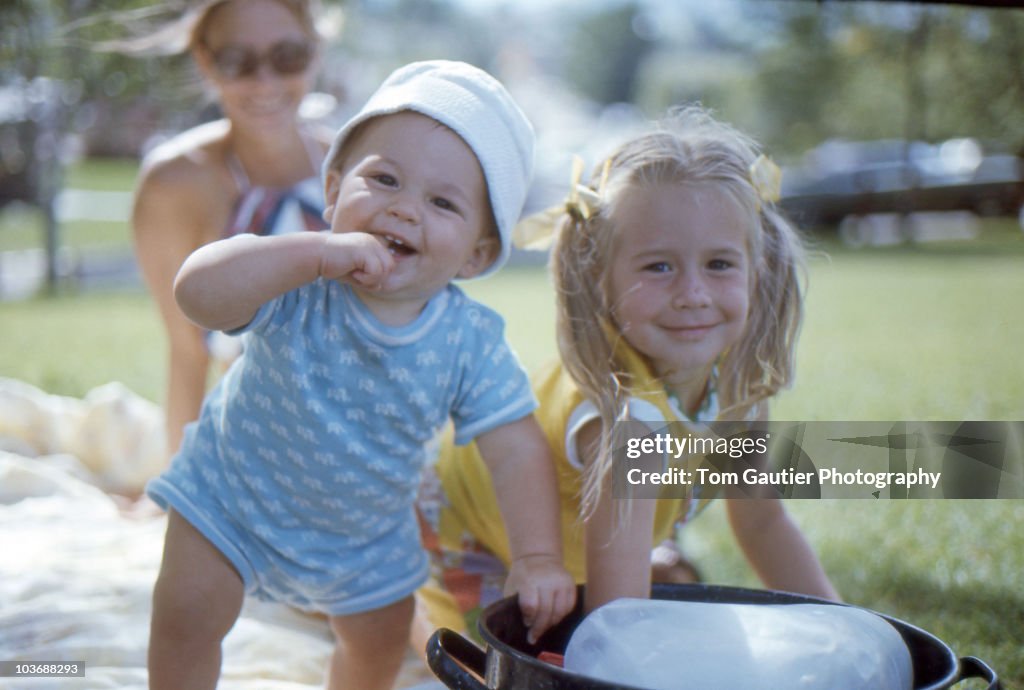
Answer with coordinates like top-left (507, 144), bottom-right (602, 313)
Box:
top-left (132, 0), bottom-right (330, 459)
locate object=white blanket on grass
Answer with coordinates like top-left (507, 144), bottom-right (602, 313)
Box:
top-left (0, 378), bottom-right (438, 689)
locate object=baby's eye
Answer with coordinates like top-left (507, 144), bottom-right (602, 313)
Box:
top-left (432, 197), bottom-right (458, 213)
top-left (708, 258), bottom-right (734, 271)
top-left (372, 173), bottom-right (397, 186)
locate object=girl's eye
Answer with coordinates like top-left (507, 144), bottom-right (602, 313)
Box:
top-left (372, 173), bottom-right (397, 186)
top-left (643, 261), bottom-right (672, 273)
top-left (708, 258), bottom-right (737, 271)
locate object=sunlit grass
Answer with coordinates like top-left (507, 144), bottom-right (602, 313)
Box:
top-left (64, 158), bottom-right (139, 192)
top-left (0, 291), bottom-right (164, 402)
top-left (0, 211), bottom-right (133, 251)
top-left (776, 235), bottom-right (1024, 421)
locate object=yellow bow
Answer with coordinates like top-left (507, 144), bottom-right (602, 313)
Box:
top-left (512, 156), bottom-right (611, 251)
top-left (749, 154), bottom-right (782, 206)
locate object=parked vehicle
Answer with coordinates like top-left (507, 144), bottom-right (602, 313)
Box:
top-left (779, 138), bottom-right (1024, 233)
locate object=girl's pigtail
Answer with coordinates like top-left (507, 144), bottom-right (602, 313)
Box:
top-left (719, 202), bottom-right (806, 420)
top-left (552, 211), bottom-right (631, 518)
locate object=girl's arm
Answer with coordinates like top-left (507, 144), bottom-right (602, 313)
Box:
top-left (725, 405), bottom-right (839, 601)
top-left (578, 420), bottom-right (658, 613)
top-left (726, 498), bottom-right (840, 601)
top-left (475, 415), bottom-right (576, 644)
top-left (173, 231), bottom-right (392, 332)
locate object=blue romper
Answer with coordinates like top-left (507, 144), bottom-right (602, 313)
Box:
top-left (148, 278), bottom-right (537, 615)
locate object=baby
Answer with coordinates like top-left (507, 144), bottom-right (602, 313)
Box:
top-left (147, 60), bottom-right (575, 690)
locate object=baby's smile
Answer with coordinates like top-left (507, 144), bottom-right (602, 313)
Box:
top-left (380, 233), bottom-right (417, 257)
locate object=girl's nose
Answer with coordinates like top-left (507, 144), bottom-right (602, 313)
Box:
top-left (671, 273), bottom-right (711, 309)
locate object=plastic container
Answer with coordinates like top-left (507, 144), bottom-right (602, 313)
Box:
top-left (563, 598), bottom-right (913, 689)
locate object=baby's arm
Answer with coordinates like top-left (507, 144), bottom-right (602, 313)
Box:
top-left (726, 498), bottom-right (840, 601)
top-left (174, 231), bottom-right (392, 332)
top-left (475, 415), bottom-right (576, 644)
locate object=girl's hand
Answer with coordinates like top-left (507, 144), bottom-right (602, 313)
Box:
top-left (319, 232), bottom-right (394, 289)
top-left (504, 554), bottom-right (576, 645)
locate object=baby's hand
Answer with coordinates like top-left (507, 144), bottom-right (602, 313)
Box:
top-left (505, 554), bottom-right (576, 645)
top-left (319, 232), bottom-right (394, 289)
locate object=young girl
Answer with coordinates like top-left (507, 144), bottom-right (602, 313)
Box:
top-left (415, 106), bottom-right (838, 642)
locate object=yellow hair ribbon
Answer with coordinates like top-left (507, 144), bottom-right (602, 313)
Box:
top-left (511, 156), bottom-right (610, 251)
top-left (510, 206), bottom-right (564, 251)
top-left (749, 154), bottom-right (782, 206)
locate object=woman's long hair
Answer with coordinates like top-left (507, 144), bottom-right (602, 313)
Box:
top-left (72, 0), bottom-right (323, 56)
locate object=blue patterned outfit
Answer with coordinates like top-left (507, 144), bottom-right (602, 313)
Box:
top-left (148, 276), bottom-right (536, 615)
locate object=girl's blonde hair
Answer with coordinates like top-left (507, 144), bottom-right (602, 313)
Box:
top-left (551, 105), bottom-right (807, 513)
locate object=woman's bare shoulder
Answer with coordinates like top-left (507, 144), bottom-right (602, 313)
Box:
top-left (133, 120), bottom-right (236, 242)
top-left (137, 120), bottom-right (231, 191)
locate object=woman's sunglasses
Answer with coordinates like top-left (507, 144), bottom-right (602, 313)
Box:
top-left (207, 40), bottom-right (315, 79)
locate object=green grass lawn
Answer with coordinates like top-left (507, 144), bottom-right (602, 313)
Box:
top-left (774, 230), bottom-right (1024, 422)
top-left (1, 215), bottom-right (1022, 683)
top-left (0, 291), bottom-right (165, 402)
top-left (63, 158), bottom-right (140, 192)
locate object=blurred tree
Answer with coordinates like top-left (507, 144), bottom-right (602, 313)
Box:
top-left (628, 6), bottom-right (765, 138)
top-left (2, 0), bottom-right (208, 159)
top-left (6, 0), bottom-right (1024, 162)
top-left (753, 5), bottom-right (852, 155)
top-left (565, 2), bottom-right (654, 105)
top-left (750, 3), bottom-right (1024, 156)
top-left (1, 0), bottom-right (76, 290)
top-left (907, 9), bottom-right (1024, 149)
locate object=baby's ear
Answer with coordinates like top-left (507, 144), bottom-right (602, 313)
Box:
top-left (322, 170), bottom-right (341, 223)
top-left (456, 233), bottom-right (500, 279)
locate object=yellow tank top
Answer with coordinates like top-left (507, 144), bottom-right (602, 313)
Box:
top-left (433, 345), bottom-right (717, 582)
